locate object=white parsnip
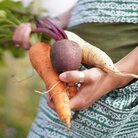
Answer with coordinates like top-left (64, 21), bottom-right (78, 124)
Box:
top-left (65, 30), bottom-right (138, 78)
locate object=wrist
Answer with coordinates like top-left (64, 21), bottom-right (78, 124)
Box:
top-left (107, 71), bottom-right (126, 90)
top-left (89, 68), bottom-right (123, 95)
top-left (114, 47), bottom-right (138, 87)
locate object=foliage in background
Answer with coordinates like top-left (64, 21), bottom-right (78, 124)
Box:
top-left (0, 0), bottom-right (50, 137)
top-left (0, 1), bottom-right (39, 137)
top-left (0, 53), bottom-right (44, 138)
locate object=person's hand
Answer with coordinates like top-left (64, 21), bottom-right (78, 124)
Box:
top-left (12, 23), bottom-right (32, 50)
top-left (47, 47), bottom-right (138, 111)
top-left (58, 68), bottom-right (124, 110)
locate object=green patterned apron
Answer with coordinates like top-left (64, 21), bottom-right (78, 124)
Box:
top-left (27, 80), bottom-right (138, 138)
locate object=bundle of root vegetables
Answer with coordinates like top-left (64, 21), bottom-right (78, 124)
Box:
top-left (1, 1), bottom-right (138, 128)
top-left (13, 18), bottom-right (138, 128)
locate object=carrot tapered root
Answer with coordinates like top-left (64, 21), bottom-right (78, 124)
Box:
top-left (29, 42), bottom-right (71, 127)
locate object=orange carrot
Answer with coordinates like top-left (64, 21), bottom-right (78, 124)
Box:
top-left (29, 42), bottom-right (75, 127)
top-left (68, 86), bottom-right (78, 99)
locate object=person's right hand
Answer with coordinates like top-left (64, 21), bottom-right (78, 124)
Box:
top-left (47, 67), bottom-right (125, 111)
top-left (59, 68), bottom-right (115, 110)
top-left (12, 23), bottom-right (32, 50)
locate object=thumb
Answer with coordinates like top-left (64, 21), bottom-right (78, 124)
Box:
top-left (59, 71), bottom-right (85, 83)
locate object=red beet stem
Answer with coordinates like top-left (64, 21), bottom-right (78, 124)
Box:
top-left (32, 28), bottom-right (61, 41)
top-left (43, 18), bottom-right (68, 39)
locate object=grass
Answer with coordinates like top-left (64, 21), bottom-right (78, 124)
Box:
top-left (0, 52), bottom-right (45, 138)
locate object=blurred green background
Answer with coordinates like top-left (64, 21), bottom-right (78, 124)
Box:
top-left (0, 51), bottom-right (45, 138)
top-left (0, 0), bottom-right (77, 137)
top-left (0, 0), bottom-right (50, 137)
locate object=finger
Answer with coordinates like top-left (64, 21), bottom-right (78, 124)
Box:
top-left (59, 71), bottom-right (85, 83)
top-left (70, 87), bottom-right (88, 110)
top-left (12, 23), bottom-right (31, 49)
top-left (70, 90), bottom-right (94, 111)
top-left (70, 79), bottom-right (106, 111)
top-left (59, 70), bottom-right (90, 84)
top-left (46, 94), bottom-right (55, 110)
top-left (21, 23), bottom-right (32, 49)
top-left (12, 24), bottom-right (25, 45)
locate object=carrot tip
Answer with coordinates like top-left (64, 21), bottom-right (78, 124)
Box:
top-left (65, 119), bottom-right (71, 128)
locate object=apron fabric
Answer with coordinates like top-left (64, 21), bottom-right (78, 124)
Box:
top-left (68, 23), bottom-right (138, 63)
top-left (27, 80), bottom-right (138, 138)
top-left (68, 0), bottom-right (138, 27)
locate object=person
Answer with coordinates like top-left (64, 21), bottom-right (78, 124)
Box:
top-left (14, 0), bottom-right (138, 137)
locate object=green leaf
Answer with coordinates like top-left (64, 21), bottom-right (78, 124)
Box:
top-left (0, 10), bottom-right (6, 18)
top-left (0, 0), bottom-right (29, 14)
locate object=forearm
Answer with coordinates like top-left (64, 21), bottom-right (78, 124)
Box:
top-left (100, 47), bottom-right (138, 94)
top-left (115, 46), bottom-right (138, 87)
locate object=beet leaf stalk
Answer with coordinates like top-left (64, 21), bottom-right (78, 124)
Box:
top-left (34, 17), bottom-right (67, 40)
top-left (32, 28), bottom-right (61, 41)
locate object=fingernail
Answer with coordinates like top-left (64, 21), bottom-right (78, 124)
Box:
top-left (59, 73), bottom-right (67, 82)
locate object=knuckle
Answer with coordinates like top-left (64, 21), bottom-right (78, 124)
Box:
top-left (86, 72), bottom-right (93, 82)
top-left (86, 76), bottom-right (93, 83)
